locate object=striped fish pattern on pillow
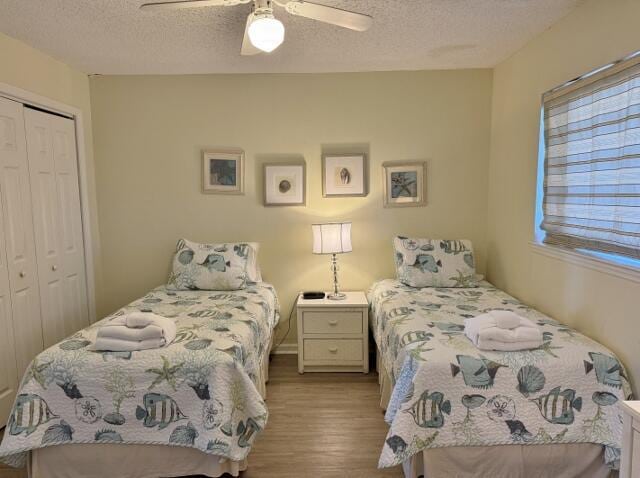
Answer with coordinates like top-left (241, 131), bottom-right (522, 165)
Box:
top-left (393, 237), bottom-right (478, 288)
top-left (168, 239), bottom-right (249, 291)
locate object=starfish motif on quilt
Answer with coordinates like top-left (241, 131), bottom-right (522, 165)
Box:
top-left (408, 344), bottom-right (433, 362)
top-left (146, 355), bottom-right (183, 391)
top-left (539, 340), bottom-right (562, 358)
top-left (26, 357), bottom-right (52, 389)
top-left (414, 431), bottom-right (439, 449)
top-left (449, 270), bottom-right (476, 288)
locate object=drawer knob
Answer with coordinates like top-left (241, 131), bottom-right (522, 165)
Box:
top-left (328, 347), bottom-right (338, 353)
top-left (328, 320), bottom-right (338, 326)
top-left (19, 271), bottom-right (26, 278)
top-left (52, 265), bottom-right (58, 271)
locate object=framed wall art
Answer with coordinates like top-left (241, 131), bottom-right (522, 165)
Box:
top-left (264, 161), bottom-right (306, 206)
top-left (202, 149), bottom-right (244, 194)
top-left (322, 154), bottom-right (368, 197)
top-left (382, 160), bottom-right (426, 207)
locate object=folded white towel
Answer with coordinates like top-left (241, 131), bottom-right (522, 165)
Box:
top-left (474, 339), bottom-right (544, 352)
top-left (92, 312), bottom-right (176, 351)
top-left (477, 324), bottom-right (542, 344)
top-left (98, 323), bottom-right (167, 342)
top-left (464, 310), bottom-right (542, 351)
top-left (91, 337), bottom-right (167, 352)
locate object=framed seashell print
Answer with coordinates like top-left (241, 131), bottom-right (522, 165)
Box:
top-left (202, 149), bottom-right (244, 194)
top-left (263, 161), bottom-right (306, 206)
top-left (322, 154), bottom-right (368, 197)
top-left (382, 160), bottom-right (426, 207)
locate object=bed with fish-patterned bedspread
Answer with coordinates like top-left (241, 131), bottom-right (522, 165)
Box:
top-left (369, 279), bottom-right (632, 470)
top-left (0, 282), bottom-right (279, 468)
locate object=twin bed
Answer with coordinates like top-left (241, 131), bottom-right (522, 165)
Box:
top-left (369, 277), bottom-right (632, 477)
top-left (0, 240), bottom-right (279, 478)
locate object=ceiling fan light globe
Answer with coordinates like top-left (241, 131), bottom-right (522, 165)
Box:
top-left (248, 15), bottom-right (284, 53)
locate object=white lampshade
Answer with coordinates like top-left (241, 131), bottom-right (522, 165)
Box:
top-left (248, 14), bottom-right (285, 53)
top-left (312, 222), bottom-right (352, 255)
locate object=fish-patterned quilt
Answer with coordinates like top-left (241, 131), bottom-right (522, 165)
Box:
top-left (369, 279), bottom-right (632, 469)
top-left (0, 283), bottom-right (279, 468)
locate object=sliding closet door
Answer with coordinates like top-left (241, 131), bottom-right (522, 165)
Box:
top-left (24, 108), bottom-right (89, 347)
top-left (0, 99), bottom-right (19, 424)
top-left (0, 97), bottom-right (43, 377)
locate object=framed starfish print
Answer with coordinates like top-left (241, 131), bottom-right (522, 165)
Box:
top-left (382, 161), bottom-right (426, 207)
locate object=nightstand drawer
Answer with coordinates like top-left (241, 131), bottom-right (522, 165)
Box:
top-left (303, 339), bottom-right (363, 362)
top-left (302, 311), bottom-right (363, 334)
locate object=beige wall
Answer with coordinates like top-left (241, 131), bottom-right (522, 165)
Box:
top-left (2, 0), bottom-right (638, 390)
top-left (487, 0), bottom-right (640, 392)
top-left (6, 0), bottom-right (638, 384)
top-left (90, 70), bottom-right (493, 345)
top-left (5, 0), bottom-right (636, 386)
top-left (0, 31), bottom-right (103, 317)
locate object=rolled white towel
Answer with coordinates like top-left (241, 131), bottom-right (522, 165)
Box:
top-left (123, 311), bottom-right (174, 331)
top-left (490, 310), bottom-right (523, 330)
top-left (463, 312), bottom-right (497, 344)
top-left (91, 337), bottom-right (166, 352)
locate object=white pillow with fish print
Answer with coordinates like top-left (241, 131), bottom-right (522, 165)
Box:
top-left (168, 239), bottom-right (250, 290)
top-left (393, 237), bottom-right (478, 288)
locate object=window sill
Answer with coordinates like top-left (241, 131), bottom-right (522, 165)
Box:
top-left (529, 241), bottom-right (640, 284)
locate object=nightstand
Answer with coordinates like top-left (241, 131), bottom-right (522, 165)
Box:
top-left (296, 291), bottom-right (369, 373)
top-left (621, 401), bottom-right (640, 477)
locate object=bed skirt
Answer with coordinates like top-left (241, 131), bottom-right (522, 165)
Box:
top-left (30, 443), bottom-right (248, 478)
top-left (27, 336), bottom-right (273, 478)
top-left (375, 349), bottom-right (612, 478)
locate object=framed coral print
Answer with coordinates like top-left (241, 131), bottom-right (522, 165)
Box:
top-left (264, 161), bottom-right (306, 206)
top-left (322, 154), bottom-right (368, 197)
top-left (202, 149), bottom-right (244, 194)
top-left (382, 161), bottom-right (426, 207)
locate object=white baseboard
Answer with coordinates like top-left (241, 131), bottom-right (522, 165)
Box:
top-left (271, 343), bottom-right (298, 355)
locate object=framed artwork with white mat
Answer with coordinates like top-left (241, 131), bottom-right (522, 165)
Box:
top-left (322, 154), bottom-right (368, 197)
top-left (264, 161), bottom-right (306, 206)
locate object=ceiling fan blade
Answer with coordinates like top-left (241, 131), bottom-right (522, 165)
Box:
top-left (283, 1), bottom-right (372, 32)
top-left (241, 13), bottom-right (262, 56)
top-left (140, 0), bottom-right (245, 12)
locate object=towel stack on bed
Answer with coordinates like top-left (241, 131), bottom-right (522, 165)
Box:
top-left (464, 310), bottom-right (542, 351)
top-left (92, 312), bottom-right (177, 351)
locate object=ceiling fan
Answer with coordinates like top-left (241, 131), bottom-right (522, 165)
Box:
top-left (139, 0), bottom-right (373, 55)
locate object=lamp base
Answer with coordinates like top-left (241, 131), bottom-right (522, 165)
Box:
top-left (327, 292), bottom-right (346, 301)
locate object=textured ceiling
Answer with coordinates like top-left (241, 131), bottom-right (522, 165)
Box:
top-left (0, 0), bottom-right (583, 74)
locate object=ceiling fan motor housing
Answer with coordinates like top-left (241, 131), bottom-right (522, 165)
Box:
top-left (253, 0), bottom-right (273, 13)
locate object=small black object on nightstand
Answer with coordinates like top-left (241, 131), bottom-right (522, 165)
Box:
top-left (302, 291), bottom-right (326, 300)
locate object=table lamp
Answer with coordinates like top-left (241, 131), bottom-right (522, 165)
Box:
top-left (312, 222), bottom-right (352, 300)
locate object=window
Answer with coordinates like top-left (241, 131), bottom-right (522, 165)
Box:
top-left (538, 51), bottom-right (640, 263)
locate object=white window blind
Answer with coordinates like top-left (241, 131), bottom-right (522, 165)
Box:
top-left (541, 53), bottom-right (640, 259)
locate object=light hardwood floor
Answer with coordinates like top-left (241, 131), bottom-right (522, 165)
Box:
top-left (0, 354), bottom-right (402, 478)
